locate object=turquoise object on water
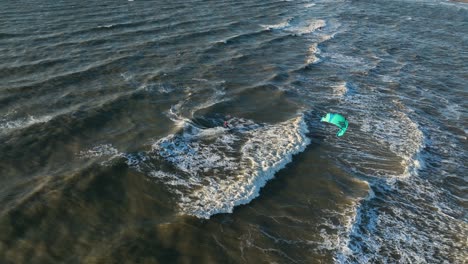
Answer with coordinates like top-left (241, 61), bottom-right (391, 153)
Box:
top-left (321, 113), bottom-right (348, 137)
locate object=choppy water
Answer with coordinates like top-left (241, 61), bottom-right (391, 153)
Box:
top-left (1, 0), bottom-right (467, 263)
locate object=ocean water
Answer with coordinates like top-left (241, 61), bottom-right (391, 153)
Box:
top-left (0, 0), bottom-right (466, 263)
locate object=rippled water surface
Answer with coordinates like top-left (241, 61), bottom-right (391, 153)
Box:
top-left (0, 0), bottom-right (466, 263)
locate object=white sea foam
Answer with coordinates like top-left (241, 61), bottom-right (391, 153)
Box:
top-left (262, 19), bottom-right (326, 36)
top-left (442, 102), bottom-right (462, 121)
top-left (149, 171), bottom-right (194, 187)
top-left (324, 53), bottom-right (377, 73)
top-left (79, 144), bottom-right (149, 169)
top-left (332, 82), bottom-right (348, 97)
top-left (153, 130), bottom-right (240, 178)
top-left (261, 19), bottom-right (291, 31)
top-left (0, 114), bottom-right (53, 134)
top-left (337, 175), bottom-right (467, 263)
top-left (152, 115), bottom-right (310, 218)
top-left (120, 72), bottom-right (133, 82)
top-left (306, 43), bottom-right (321, 64)
top-left (98, 24), bottom-right (115, 29)
top-left (138, 80), bottom-right (175, 94)
top-left (313, 80), bottom-right (431, 261)
top-left (84, 114), bottom-right (309, 219)
top-left (79, 144), bottom-right (122, 158)
top-left (164, 105), bottom-right (186, 130)
top-left (79, 144), bottom-right (128, 167)
top-left (380, 75), bottom-right (400, 83)
top-left (359, 109), bottom-right (424, 177)
top-left (328, 90), bottom-right (465, 262)
top-left (164, 83), bottom-right (227, 123)
top-left (288, 19), bottom-right (326, 36)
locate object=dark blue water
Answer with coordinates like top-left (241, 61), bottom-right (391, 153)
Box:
top-left (0, 0), bottom-right (466, 263)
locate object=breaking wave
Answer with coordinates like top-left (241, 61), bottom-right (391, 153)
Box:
top-left (81, 114), bottom-right (310, 219)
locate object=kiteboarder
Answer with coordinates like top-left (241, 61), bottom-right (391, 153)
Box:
top-left (223, 114), bottom-right (232, 128)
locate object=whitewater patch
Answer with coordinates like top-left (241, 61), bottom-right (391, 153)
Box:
top-left (333, 110), bottom-right (429, 262)
top-left (0, 114), bottom-right (53, 135)
top-left (321, 83), bottom-right (464, 262)
top-left (80, 144), bottom-right (122, 159)
top-left (336, 174), bottom-right (467, 263)
top-left (304, 3), bottom-right (316, 8)
top-left (327, 87), bottom-right (425, 179)
top-left (359, 106), bottom-right (424, 178)
top-left (307, 77), bottom-right (432, 261)
top-left (324, 53), bottom-right (379, 73)
top-left (288, 19), bottom-right (326, 36)
top-left (262, 18), bottom-right (326, 36)
top-left (332, 82), bottom-right (348, 97)
top-left (306, 43), bottom-right (321, 64)
top-left (80, 115), bottom-right (310, 219)
top-left (312, 180), bottom-right (373, 253)
top-left (152, 115), bottom-right (310, 218)
top-left (261, 19), bottom-right (291, 31)
top-left (78, 143), bottom-right (149, 168)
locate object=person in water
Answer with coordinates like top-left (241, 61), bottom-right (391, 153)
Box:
top-left (223, 114), bottom-right (232, 128)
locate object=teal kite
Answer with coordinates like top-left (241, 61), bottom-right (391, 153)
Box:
top-left (321, 113), bottom-right (348, 137)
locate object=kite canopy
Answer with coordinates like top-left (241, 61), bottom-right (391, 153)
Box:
top-left (321, 113), bottom-right (348, 137)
